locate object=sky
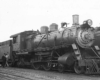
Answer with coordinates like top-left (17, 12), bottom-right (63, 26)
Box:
top-left (0, 0), bottom-right (100, 42)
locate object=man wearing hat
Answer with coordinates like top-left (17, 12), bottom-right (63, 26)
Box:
top-left (2, 53), bottom-right (9, 67)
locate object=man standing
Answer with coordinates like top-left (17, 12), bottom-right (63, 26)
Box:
top-left (2, 53), bottom-right (9, 67)
top-left (2, 53), bottom-right (6, 67)
top-left (5, 53), bottom-right (9, 67)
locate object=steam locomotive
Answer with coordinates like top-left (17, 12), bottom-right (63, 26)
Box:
top-left (0, 15), bottom-right (100, 74)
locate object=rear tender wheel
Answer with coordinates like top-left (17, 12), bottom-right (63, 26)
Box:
top-left (58, 63), bottom-right (65, 72)
top-left (74, 61), bottom-right (85, 74)
top-left (30, 59), bottom-right (40, 70)
top-left (17, 60), bottom-right (21, 67)
top-left (42, 61), bottom-right (52, 71)
top-left (8, 62), bottom-right (14, 67)
top-left (17, 58), bottom-right (25, 68)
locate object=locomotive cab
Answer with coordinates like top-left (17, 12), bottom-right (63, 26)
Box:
top-left (10, 30), bottom-right (35, 53)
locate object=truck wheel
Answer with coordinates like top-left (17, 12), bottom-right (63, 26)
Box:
top-left (30, 59), bottom-right (40, 70)
top-left (58, 63), bottom-right (65, 73)
top-left (74, 61), bottom-right (85, 74)
top-left (42, 61), bottom-right (52, 71)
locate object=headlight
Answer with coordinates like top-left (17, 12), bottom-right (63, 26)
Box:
top-left (87, 19), bottom-right (93, 26)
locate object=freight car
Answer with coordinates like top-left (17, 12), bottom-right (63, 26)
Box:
top-left (94, 27), bottom-right (100, 47)
top-left (0, 40), bottom-right (13, 65)
top-left (0, 15), bottom-right (100, 74)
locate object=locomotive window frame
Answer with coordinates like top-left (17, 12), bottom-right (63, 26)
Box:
top-left (13, 36), bottom-right (17, 43)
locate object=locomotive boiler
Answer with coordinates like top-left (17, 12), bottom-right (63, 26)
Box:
top-left (0, 15), bottom-right (100, 75)
top-left (30, 16), bottom-right (100, 74)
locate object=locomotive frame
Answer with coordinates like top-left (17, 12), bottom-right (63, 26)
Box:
top-left (0, 15), bottom-right (100, 75)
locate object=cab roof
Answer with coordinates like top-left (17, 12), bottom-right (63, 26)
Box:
top-left (10, 30), bottom-right (36, 38)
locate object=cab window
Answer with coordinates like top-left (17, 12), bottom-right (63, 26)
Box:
top-left (13, 36), bottom-right (17, 43)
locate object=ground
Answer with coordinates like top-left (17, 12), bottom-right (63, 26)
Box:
top-left (0, 67), bottom-right (100, 80)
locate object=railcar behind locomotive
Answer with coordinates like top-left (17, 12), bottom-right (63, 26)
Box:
top-left (0, 15), bottom-right (100, 74)
top-left (0, 40), bottom-right (12, 64)
top-left (94, 27), bottom-right (100, 47)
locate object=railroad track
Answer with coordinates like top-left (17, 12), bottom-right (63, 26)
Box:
top-left (0, 72), bottom-right (33, 80)
top-left (0, 67), bottom-right (100, 80)
top-left (0, 67), bottom-right (65, 80)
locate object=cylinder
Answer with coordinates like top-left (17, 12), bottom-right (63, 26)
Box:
top-left (58, 53), bottom-right (75, 66)
top-left (73, 15), bottom-right (79, 25)
top-left (40, 26), bottom-right (48, 34)
top-left (49, 23), bottom-right (58, 31)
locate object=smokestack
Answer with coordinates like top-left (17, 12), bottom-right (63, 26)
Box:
top-left (73, 14), bottom-right (79, 25)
